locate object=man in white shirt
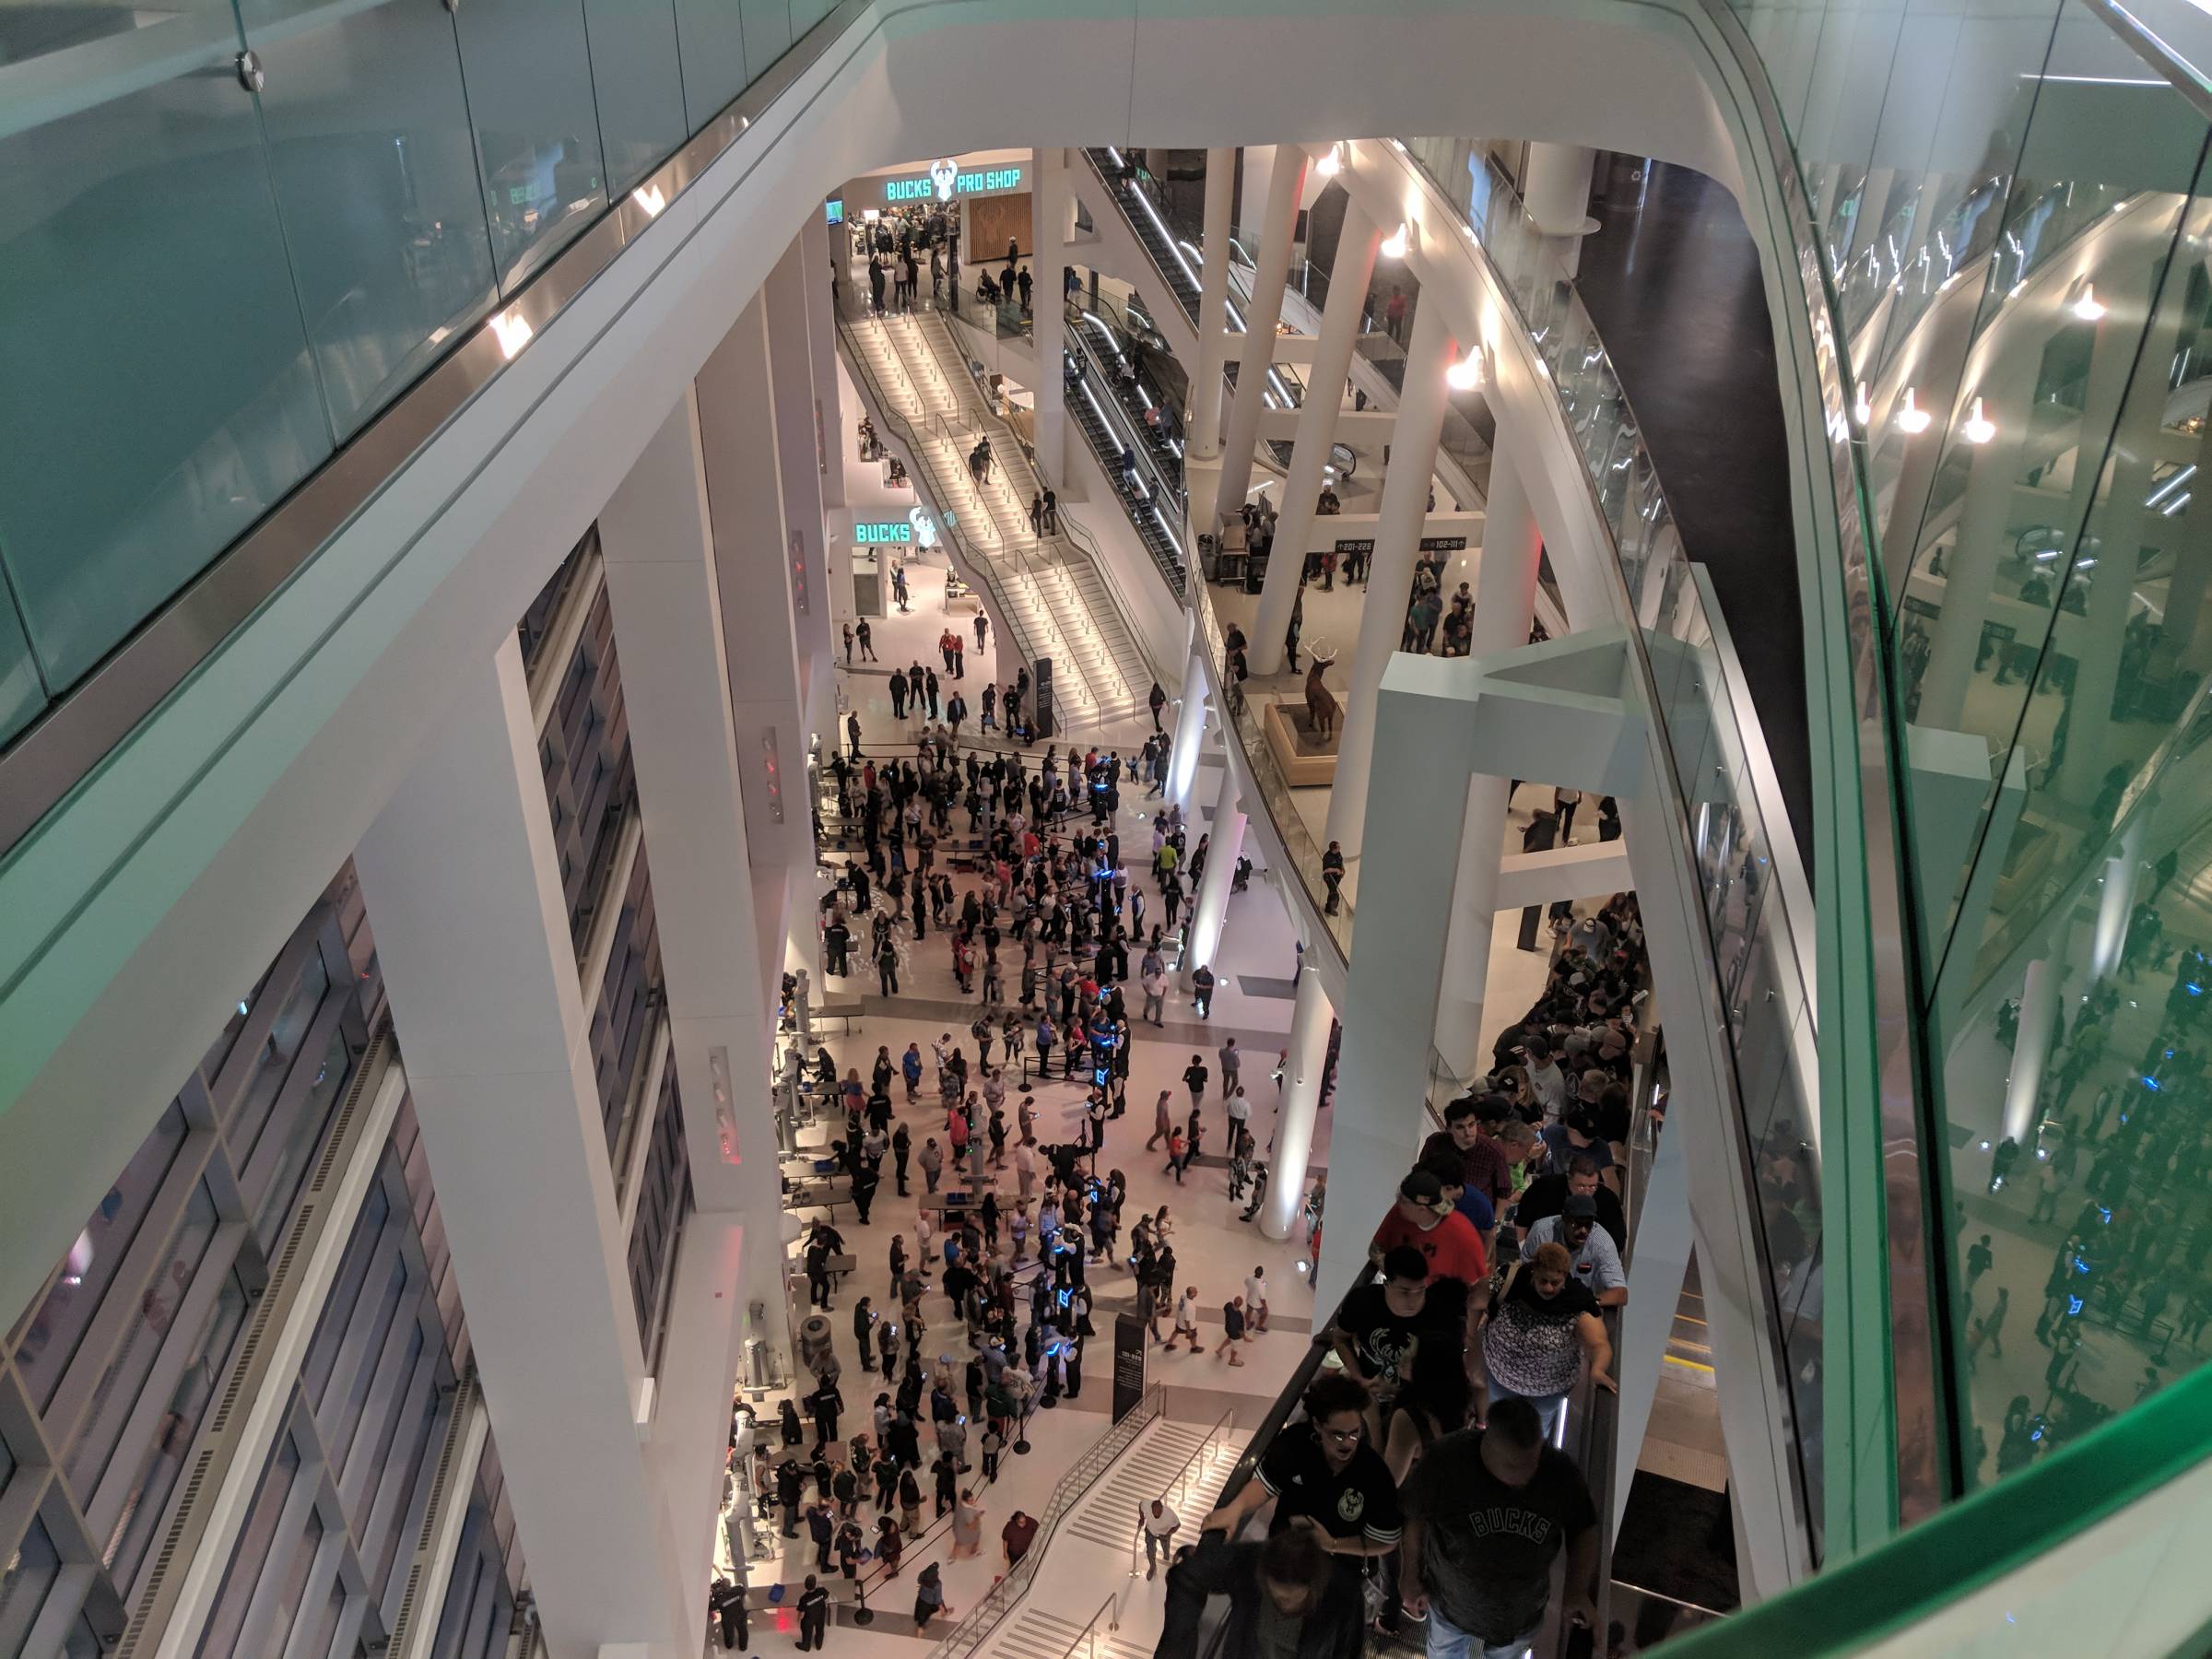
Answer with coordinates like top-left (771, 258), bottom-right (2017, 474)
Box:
top-left (1522, 1036), bottom-right (1569, 1124)
top-left (1244, 1266), bottom-right (1269, 1334)
top-left (1171, 1287), bottom-right (1204, 1353)
top-left (1226, 1086), bottom-right (1252, 1139)
top-left (1141, 1498), bottom-right (1181, 1577)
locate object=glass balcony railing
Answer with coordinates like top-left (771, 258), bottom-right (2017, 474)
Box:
top-left (0, 0), bottom-right (844, 794)
top-left (1717, 0), bottom-right (2212, 1556)
top-left (1395, 129), bottom-right (1827, 1558)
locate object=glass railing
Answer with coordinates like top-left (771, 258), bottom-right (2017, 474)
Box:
top-left (1399, 133), bottom-right (1827, 1551)
top-left (1720, 0), bottom-right (2212, 1547)
top-left (1189, 578), bottom-right (1354, 963)
top-left (0, 0), bottom-right (849, 829)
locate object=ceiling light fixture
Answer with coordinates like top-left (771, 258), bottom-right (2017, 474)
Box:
top-left (2072, 282), bottom-right (2107, 321)
top-left (1962, 396), bottom-right (1996, 444)
top-left (1895, 385), bottom-right (1933, 434)
top-left (1447, 351), bottom-right (1483, 390)
top-left (1381, 222), bottom-right (1409, 258)
top-left (1317, 144), bottom-right (1342, 178)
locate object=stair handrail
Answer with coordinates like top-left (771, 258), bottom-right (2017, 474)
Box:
top-left (833, 311), bottom-right (1056, 685)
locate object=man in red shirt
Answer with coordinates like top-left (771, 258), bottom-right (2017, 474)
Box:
top-left (1368, 1169), bottom-right (1487, 1286)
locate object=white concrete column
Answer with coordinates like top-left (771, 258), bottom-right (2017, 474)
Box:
top-left (1316, 664), bottom-right (1474, 1303)
top-left (1914, 402), bottom-right (2029, 729)
top-left (696, 291), bottom-right (819, 982)
top-left (1321, 295), bottom-right (1459, 855)
top-left (1182, 766), bottom-right (1247, 989)
top-left (1190, 147), bottom-right (1236, 461)
top-left (1250, 195), bottom-right (1382, 676)
top-left (2002, 958), bottom-right (2062, 1146)
top-left (1922, 324), bottom-right (2127, 729)
top-left (597, 394), bottom-right (785, 1251)
top-left (2158, 418), bottom-right (2212, 671)
top-left (2059, 298), bottom-right (2186, 799)
top-left (1522, 143), bottom-right (1597, 276)
top-left (355, 639), bottom-right (688, 1659)
top-left (1213, 150), bottom-right (1309, 523)
top-left (2092, 816), bottom-right (2147, 982)
top-left (1612, 1107), bottom-right (1691, 1533)
top-left (1032, 147), bottom-right (1067, 493)
top-left (1431, 432), bottom-right (1544, 1075)
top-left (802, 206), bottom-right (847, 513)
top-left (1167, 645), bottom-right (1213, 808)
top-left (1237, 145), bottom-right (1276, 241)
top-left (765, 235), bottom-right (836, 747)
top-left (1261, 965), bottom-right (1334, 1240)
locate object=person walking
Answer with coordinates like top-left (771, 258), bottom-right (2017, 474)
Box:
top-left (1148, 681), bottom-right (1168, 731)
top-left (952, 1488), bottom-right (985, 1559)
top-left (1147, 1088), bottom-right (1174, 1151)
top-left (795, 1574), bottom-right (830, 1652)
top-left (1182, 1053), bottom-right (1208, 1114)
top-left (1218, 1037), bottom-right (1241, 1100)
top-left (1399, 1399), bottom-right (1601, 1658)
top-left (1215, 1296), bottom-right (1249, 1365)
top-left (1170, 1285), bottom-right (1205, 1353)
top-left (1141, 1498), bottom-right (1181, 1578)
top-left (912, 1563), bottom-right (948, 1635)
top-left (1245, 1266), bottom-right (1270, 1334)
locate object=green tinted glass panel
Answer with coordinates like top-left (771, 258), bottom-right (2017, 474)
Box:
top-left (671, 0), bottom-right (749, 132)
top-left (790, 0), bottom-right (837, 30)
top-left (0, 29), bottom-right (328, 691)
top-left (0, 588), bottom-right (42, 747)
top-left (453, 0), bottom-right (609, 290)
top-left (739, 0), bottom-right (792, 68)
top-left (242, 0), bottom-right (499, 442)
top-left (581, 0), bottom-right (691, 194)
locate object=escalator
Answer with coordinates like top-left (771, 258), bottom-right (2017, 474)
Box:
top-left (1082, 147), bottom-right (1205, 324)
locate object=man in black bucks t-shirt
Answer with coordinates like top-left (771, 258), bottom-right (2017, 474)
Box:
top-left (1202, 1374), bottom-right (1401, 1559)
top-left (1399, 1398), bottom-right (1598, 1657)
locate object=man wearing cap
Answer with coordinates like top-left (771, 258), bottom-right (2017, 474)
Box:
top-left (1513, 1154), bottom-right (1626, 1252)
top-left (1521, 1195), bottom-right (1628, 1308)
top-left (1369, 1169), bottom-right (1487, 1286)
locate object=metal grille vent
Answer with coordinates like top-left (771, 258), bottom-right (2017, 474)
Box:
top-left (387, 1370), bottom-right (479, 1652)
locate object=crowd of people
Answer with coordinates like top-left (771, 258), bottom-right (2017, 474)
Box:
top-left (1156, 888), bottom-right (1653, 1659)
top-left (816, 735), bottom-right (1198, 1007)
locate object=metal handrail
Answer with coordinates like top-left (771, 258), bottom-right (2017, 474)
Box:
top-left (833, 314), bottom-right (1053, 682)
top-left (1052, 1594), bottom-right (1121, 1659)
top-left (838, 301), bottom-right (1131, 728)
top-left (1126, 1404), bottom-right (1239, 1577)
top-left (919, 310), bottom-right (1159, 717)
top-left (924, 1384), bottom-right (1167, 1659)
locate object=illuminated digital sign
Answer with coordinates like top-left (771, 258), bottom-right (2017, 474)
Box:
top-left (883, 159), bottom-right (1025, 204)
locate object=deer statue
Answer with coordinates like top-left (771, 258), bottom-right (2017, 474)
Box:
top-left (1303, 651), bottom-right (1341, 742)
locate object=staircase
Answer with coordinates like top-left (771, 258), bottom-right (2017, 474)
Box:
top-left (837, 299), bottom-right (1150, 729)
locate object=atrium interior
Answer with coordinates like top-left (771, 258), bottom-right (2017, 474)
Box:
top-left (9, 3), bottom-right (2212, 1658)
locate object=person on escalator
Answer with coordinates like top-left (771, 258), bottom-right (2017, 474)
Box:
top-left (1157, 1522), bottom-right (1364, 1659)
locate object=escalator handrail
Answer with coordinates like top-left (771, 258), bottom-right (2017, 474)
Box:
top-left (1662, 1359), bottom-right (2212, 1655)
